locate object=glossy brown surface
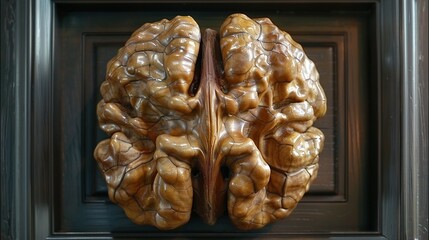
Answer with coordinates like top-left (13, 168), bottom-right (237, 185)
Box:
top-left (94, 13), bottom-right (326, 230)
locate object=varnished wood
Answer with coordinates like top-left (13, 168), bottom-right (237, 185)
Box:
top-left (53, 1), bottom-right (380, 235)
top-left (401, 0), bottom-right (428, 239)
top-left (93, 14), bottom-right (326, 230)
top-left (2, 0), bottom-right (427, 239)
top-left (0, 0), bottom-right (31, 239)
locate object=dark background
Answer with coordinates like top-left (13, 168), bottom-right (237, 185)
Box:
top-left (1, 0), bottom-right (427, 239)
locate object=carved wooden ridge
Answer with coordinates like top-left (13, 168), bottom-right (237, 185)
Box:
top-left (94, 13), bottom-right (327, 230)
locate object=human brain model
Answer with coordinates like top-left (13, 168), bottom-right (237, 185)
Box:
top-left (94, 13), bottom-right (326, 230)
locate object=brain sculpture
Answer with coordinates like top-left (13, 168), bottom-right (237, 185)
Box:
top-left (94, 13), bottom-right (326, 230)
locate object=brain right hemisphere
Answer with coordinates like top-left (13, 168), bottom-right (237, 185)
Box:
top-left (94, 13), bottom-right (326, 230)
top-left (219, 13), bottom-right (326, 230)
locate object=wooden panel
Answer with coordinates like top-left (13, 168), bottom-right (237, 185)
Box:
top-left (82, 34), bottom-right (346, 203)
top-left (82, 34), bottom-right (127, 202)
top-left (52, 2), bottom-right (378, 236)
top-left (8, 0), bottom-right (428, 239)
top-left (1, 0), bottom-right (16, 238)
top-left (299, 35), bottom-right (346, 200)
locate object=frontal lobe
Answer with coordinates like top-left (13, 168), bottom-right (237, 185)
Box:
top-left (219, 13), bottom-right (326, 229)
top-left (94, 16), bottom-right (201, 230)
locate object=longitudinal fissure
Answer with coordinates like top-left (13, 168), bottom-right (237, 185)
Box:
top-left (94, 13), bottom-right (326, 230)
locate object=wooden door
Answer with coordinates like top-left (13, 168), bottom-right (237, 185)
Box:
top-left (1, 0), bottom-right (427, 239)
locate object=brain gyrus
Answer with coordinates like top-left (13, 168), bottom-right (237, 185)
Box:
top-left (94, 13), bottom-right (327, 230)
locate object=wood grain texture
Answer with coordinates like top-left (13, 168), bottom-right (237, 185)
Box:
top-left (0, 1), bottom-right (16, 239)
top-left (1, 0), bottom-right (31, 239)
top-left (82, 34), bottom-right (127, 202)
top-left (401, 0), bottom-right (429, 239)
top-left (53, 2), bottom-right (376, 235)
top-left (415, 2), bottom-right (428, 239)
top-left (83, 35), bottom-right (345, 203)
top-left (378, 0), bottom-right (402, 239)
top-left (90, 14), bottom-right (327, 230)
top-left (33, 0), bottom-right (53, 238)
top-left (0, 0), bottom-right (423, 239)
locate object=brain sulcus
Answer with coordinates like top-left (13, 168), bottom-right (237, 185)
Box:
top-left (94, 13), bottom-right (326, 230)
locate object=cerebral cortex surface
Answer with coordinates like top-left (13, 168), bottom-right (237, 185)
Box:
top-left (94, 13), bottom-right (326, 230)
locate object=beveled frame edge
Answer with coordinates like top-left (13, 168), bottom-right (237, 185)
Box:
top-left (1, 0), bottom-right (427, 239)
top-left (400, 0), bottom-right (428, 239)
top-left (1, 0), bottom-right (32, 239)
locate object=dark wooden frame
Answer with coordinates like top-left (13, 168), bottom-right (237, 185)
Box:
top-left (1, 0), bottom-right (427, 239)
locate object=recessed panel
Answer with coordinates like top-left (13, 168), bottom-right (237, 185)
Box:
top-left (54, 2), bottom-right (377, 235)
top-left (82, 35), bottom-right (345, 202)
